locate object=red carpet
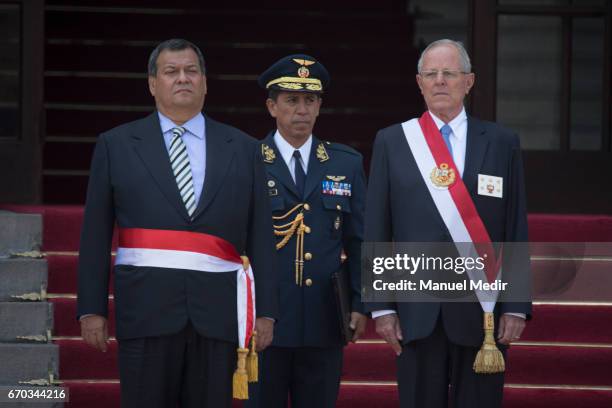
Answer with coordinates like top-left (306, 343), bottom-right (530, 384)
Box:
top-left (3, 204), bottom-right (611, 407)
top-left (53, 339), bottom-right (612, 387)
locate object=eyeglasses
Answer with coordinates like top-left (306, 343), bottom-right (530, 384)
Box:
top-left (419, 70), bottom-right (467, 81)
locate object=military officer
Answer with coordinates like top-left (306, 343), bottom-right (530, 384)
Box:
top-left (249, 54), bottom-right (368, 408)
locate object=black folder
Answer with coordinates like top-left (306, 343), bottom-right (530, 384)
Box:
top-left (331, 266), bottom-right (354, 344)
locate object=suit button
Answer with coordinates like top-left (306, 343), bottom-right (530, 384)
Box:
top-left (303, 203), bottom-right (310, 211)
top-left (304, 226), bottom-right (311, 234)
top-left (304, 252), bottom-right (313, 261)
top-left (336, 204), bottom-right (342, 210)
top-left (305, 278), bottom-right (313, 286)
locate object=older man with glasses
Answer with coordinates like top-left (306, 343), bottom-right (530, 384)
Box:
top-left (364, 39), bottom-right (531, 408)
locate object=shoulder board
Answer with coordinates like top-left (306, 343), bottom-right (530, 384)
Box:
top-left (323, 141), bottom-right (361, 156)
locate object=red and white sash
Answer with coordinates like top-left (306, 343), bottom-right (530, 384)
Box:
top-left (115, 227), bottom-right (256, 349)
top-left (401, 112), bottom-right (502, 312)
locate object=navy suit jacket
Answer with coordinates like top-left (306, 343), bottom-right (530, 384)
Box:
top-left (77, 112), bottom-right (279, 342)
top-left (364, 115), bottom-right (531, 347)
top-left (261, 133), bottom-right (365, 347)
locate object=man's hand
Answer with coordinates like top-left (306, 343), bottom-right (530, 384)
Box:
top-left (375, 313), bottom-right (403, 356)
top-left (255, 317), bottom-right (274, 352)
top-left (497, 314), bottom-right (526, 345)
top-left (80, 315), bottom-right (109, 352)
top-left (349, 312), bottom-right (368, 342)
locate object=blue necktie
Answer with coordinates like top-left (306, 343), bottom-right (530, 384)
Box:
top-left (440, 124), bottom-right (453, 157)
top-left (293, 150), bottom-right (306, 197)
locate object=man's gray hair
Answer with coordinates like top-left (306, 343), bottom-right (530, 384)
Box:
top-left (147, 38), bottom-right (206, 76)
top-left (417, 39), bottom-right (472, 73)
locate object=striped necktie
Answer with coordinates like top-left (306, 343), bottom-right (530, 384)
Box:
top-left (169, 126), bottom-right (196, 217)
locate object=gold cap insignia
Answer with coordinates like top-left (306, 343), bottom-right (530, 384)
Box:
top-left (316, 143), bottom-right (329, 162)
top-left (278, 82), bottom-right (303, 90)
top-left (292, 58), bottom-right (316, 66)
top-left (305, 83), bottom-right (321, 91)
top-left (262, 144), bottom-right (276, 163)
top-left (297, 66), bottom-right (310, 78)
top-left (430, 163), bottom-right (456, 188)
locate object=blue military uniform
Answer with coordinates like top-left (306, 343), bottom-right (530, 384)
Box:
top-left (262, 134), bottom-right (365, 347)
top-left (246, 54), bottom-right (366, 408)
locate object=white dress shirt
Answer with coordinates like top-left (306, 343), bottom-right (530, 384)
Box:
top-left (429, 108), bottom-right (467, 177)
top-left (158, 111), bottom-right (206, 206)
top-left (274, 130), bottom-right (312, 179)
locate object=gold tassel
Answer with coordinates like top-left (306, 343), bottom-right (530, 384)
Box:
top-left (240, 255), bottom-right (250, 271)
top-left (473, 312), bottom-right (505, 374)
top-left (246, 332), bottom-right (258, 382)
top-left (232, 348), bottom-right (249, 399)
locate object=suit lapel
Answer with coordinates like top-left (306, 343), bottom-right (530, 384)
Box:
top-left (463, 116), bottom-right (489, 195)
top-left (262, 132), bottom-right (301, 199)
top-left (304, 137), bottom-right (327, 200)
top-left (132, 112), bottom-right (190, 221)
top-left (191, 115), bottom-right (235, 219)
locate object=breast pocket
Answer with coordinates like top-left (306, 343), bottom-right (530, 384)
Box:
top-left (269, 196), bottom-right (286, 214)
top-left (321, 196), bottom-right (351, 239)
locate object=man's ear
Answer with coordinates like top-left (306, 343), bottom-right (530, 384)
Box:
top-left (416, 74), bottom-right (425, 95)
top-left (148, 76), bottom-right (156, 97)
top-left (465, 73), bottom-right (475, 95)
top-left (266, 98), bottom-right (277, 118)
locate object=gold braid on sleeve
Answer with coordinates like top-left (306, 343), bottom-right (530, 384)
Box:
top-left (273, 203), bottom-right (309, 286)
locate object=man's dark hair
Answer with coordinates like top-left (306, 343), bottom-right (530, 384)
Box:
top-left (147, 38), bottom-right (206, 76)
top-left (268, 89), bottom-right (281, 101)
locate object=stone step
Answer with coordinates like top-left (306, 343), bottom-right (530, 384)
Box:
top-left (0, 302), bottom-right (53, 343)
top-left (0, 343), bottom-right (59, 385)
top-left (0, 212), bottom-right (42, 257)
top-left (0, 259), bottom-right (47, 302)
top-left (0, 397), bottom-right (62, 408)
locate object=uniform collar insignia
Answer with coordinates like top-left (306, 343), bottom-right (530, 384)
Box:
top-left (316, 143), bottom-right (329, 162)
top-left (262, 144), bottom-right (276, 163)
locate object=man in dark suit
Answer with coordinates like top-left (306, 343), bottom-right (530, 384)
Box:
top-left (246, 54), bottom-right (367, 408)
top-left (365, 39), bottom-right (531, 408)
top-left (77, 38), bottom-right (278, 408)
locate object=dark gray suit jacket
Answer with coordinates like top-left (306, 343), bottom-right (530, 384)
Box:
top-left (364, 115), bottom-right (531, 347)
top-left (77, 112), bottom-right (279, 341)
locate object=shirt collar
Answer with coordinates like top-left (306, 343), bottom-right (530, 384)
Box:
top-left (157, 111), bottom-right (205, 139)
top-left (429, 107), bottom-right (467, 141)
top-left (273, 130), bottom-right (312, 168)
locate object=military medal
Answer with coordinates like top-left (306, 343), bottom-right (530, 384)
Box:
top-left (430, 163), bottom-right (456, 188)
top-left (322, 181), bottom-right (352, 196)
